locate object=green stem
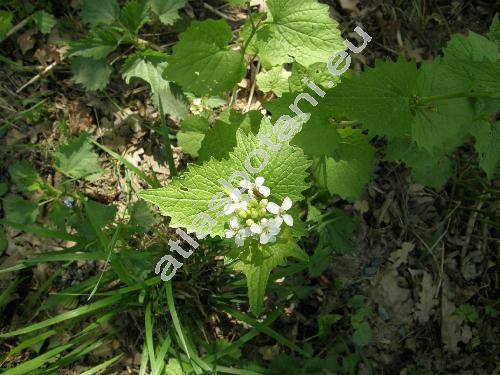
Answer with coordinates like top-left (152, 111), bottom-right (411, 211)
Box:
top-left (241, 4), bottom-right (260, 58)
top-left (418, 91), bottom-right (487, 104)
top-left (158, 101), bottom-right (178, 178)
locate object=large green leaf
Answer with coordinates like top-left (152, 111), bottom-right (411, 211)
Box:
top-left (313, 128), bottom-right (375, 201)
top-left (471, 121), bottom-right (500, 179)
top-left (33, 10), bottom-right (56, 34)
top-left (68, 28), bottom-right (121, 59)
top-left (256, 66), bottom-right (291, 97)
top-left (71, 57), bottom-right (112, 91)
top-left (2, 195), bottom-right (38, 225)
top-left (54, 133), bottom-right (103, 181)
top-left (120, 0), bottom-right (150, 35)
top-left (412, 61), bottom-right (474, 153)
top-left (139, 118), bottom-right (311, 238)
top-left (320, 58), bottom-right (418, 140)
top-left (177, 115), bottom-right (211, 157)
top-left (385, 137), bottom-right (452, 188)
top-left (122, 51), bottom-right (188, 120)
top-left (231, 240), bottom-right (308, 315)
top-left (165, 19), bottom-right (247, 96)
top-left (248, 0), bottom-right (345, 67)
top-left (0, 11), bottom-right (13, 41)
top-left (8, 162), bottom-right (43, 193)
top-left (81, 0), bottom-right (119, 27)
top-left (150, 0), bottom-right (187, 26)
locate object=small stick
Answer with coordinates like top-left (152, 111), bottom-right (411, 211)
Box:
top-left (203, 3), bottom-right (239, 22)
top-left (16, 60), bottom-right (59, 93)
top-left (245, 60), bottom-right (260, 113)
top-left (6, 16), bottom-right (31, 39)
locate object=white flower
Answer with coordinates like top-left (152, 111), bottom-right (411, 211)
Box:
top-left (235, 228), bottom-right (251, 247)
top-left (240, 176), bottom-right (270, 197)
top-left (259, 218), bottom-right (282, 244)
top-left (223, 192), bottom-right (249, 216)
top-left (224, 217), bottom-right (240, 238)
top-left (266, 197), bottom-right (293, 226)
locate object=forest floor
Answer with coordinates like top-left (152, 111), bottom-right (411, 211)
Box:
top-left (0, 0), bottom-right (499, 374)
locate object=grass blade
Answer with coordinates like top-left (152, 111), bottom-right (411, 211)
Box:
top-left (0, 294), bottom-right (124, 338)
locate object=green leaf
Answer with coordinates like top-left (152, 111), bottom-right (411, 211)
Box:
top-left (177, 115), bottom-right (210, 157)
top-left (150, 0), bottom-right (187, 26)
top-left (313, 128), bottom-right (375, 201)
top-left (262, 92), bottom-right (340, 157)
top-left (8, 162), bottom-right (43, 193)
top-left (321, 58), bottom-right (418, 140)
top-left (71, 57), bottom-right (112, 91)
top-left (0, 10), bottom-right (13, 41)
top-left (198, 121), bottom-right (239, 163)
top-left (0, 183), bottom-right (7, 197)
top-left (471, 121), bottom-right (500, 179)
top-left (197, 110), bottom-right (261, 162)
top-left (441, 31), bottom-right (499, 99)
top-left (288, 62), bottom-right (339, 92)
top-left (412, 61), bottom-right (474, 153)
top-left (249, 0), bottom-right (345, 67)
top-left (318, 313), bottom-right (342, 338)
top-left (54, 133), bottom-right (103, 181)
top-left (352, 321), bottom-right (372, 347)
top-left (2, 194), bottom-right (38, 225)
top-left (129, 200), bottom-right (155, 231)
top-left (309, 209), bottom-right (356, 277)
top-left (85, 199), bottom-right (117, 228)
top-left (122, 51), bottom-right (188, 120)
top-left (120, 0), bottom-right (150, 35)
top-left (456, 304), bottom-right (479, 324)
top-left (165, 19), bottom-right (247, 96)
top-left (386, 137), bottom-right (452, 188)
top-left (487, 13), bottom-right (500, 44)
top-left (139, 118), bottom-right (311, 238)
top-left (465, 61), bottom-right (500, 99)
top-left (81, 0), bottom-right (119, 27)
top-left (68, 28), bottom-right (121, 59)
top-left (443, 31), bottom-right (498, 63)
top-left (292, 115), bottom-right (340, 157)
top-left (33, 10), bottom-right (56, 34)
top-left (256, 66), bottom-right (291, 97)
top-left (231, 240), bottom-right (308, 315)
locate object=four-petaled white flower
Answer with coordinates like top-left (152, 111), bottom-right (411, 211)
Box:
top-left (266, 197), bottom-right (293, 227)
top-left (224, 178), bottom-right (293, 247)
top-left (223, 192), bottom-right (249, 216)
top-left (235, 228), bottom-right (252, 247)
top-left (224, 216), bottom-right (240, 239)
top-left (241, 176), bottom-right (270, 197)
top-left (250, 218), bottom-right (282, 244)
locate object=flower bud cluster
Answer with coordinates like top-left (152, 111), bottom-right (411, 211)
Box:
top-left (223, 176), bottom-right (293, 247)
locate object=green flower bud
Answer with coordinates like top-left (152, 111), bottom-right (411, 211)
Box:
top-left (246, 219), bottom-right (254, 226)
top-left (238, 209), bottom-right (248, 219)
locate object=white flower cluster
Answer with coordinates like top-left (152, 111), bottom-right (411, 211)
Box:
top-left (223, 176), bottom-right (293, 247)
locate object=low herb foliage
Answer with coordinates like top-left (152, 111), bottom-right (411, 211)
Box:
top-left (0, 0), bottom-right (498, 373)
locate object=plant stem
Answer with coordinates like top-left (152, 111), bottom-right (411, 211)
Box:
top-left (418, 91), bottom-right (487, 104)
top-left (241, 4), bottom-right (260, 57)
top-left (158, 101), bottom-right (178, 178)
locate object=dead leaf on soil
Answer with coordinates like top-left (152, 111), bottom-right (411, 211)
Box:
top-left (389, 242), bottom-right (414, 269)
top-left (372, 268), bottom-right (413, 325)
top-left (441, 274), bottom-right (472, 353)
top-left (17, 28), bottom-right (37, 54)
top-left (409, 269), bottom-right (438, 323)
top-left (339, 0), bottom-right (359, 12)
